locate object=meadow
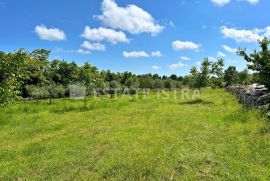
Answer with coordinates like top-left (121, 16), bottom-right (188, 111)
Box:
top-left (0, 89), bottom-right (270, 180)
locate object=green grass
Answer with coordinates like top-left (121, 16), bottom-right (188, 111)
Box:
top-left (0, 89), bottom-right (270, 180)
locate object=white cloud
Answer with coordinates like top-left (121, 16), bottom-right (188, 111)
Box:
top-left (123, 50), bottom-right (162, 58)
top-left (96, 0), bottom-right (164, 35)
top-left (81, 26), bottom-right (129, 44)
top-left (170, 21), bottom-right (176, 28)
top-left (168, 62), bottom-right (188, 70)
top-left (180, 56), bottom-right (190, 61)
top-left (77, 49), bottom-right (91, 55)
top-left (81, 41), bottom-right (106, 51)
top-left (123, 51), bottom-right (149, 58)
top-left (151, 51), bottom-right (162, 57)
top-left (211, 0), bottom-right (230, 7)
top-left (211, 0), bottom-right (259, 6)
top-left (208, 56), bottom-right (217, 61)
top-left (54, 47), bottom-right (91, 55)
top-left (264, 27), bottom-right (270, 38)
top-left (222, 45), bottom-right (237, 53)
top-left (245, 0), bottom-right (259, 4)
top-left (172, 41), bottom-right (201, 51)
top-left (34, 25), bottom-right (66, 41)
top-left (227, 59), bottom-right (238, 64)
top-left (152, 66), bottom-right (161, 70)
top-left (220, 26), bottom-right (270, 43)
top-left (217, 51), bottom-right (226, 57)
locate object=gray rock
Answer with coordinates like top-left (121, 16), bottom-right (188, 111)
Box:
top-left (226, 85), bottom-right (270, 116)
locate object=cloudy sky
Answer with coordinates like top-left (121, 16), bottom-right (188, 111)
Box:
top-left (0, 0), bottom-right (269, 75)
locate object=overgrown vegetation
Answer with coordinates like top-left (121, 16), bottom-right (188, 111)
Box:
top-left (0, 89), bottom-right (269, 180)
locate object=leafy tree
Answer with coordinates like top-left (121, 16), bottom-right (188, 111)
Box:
top-left (0, 49), bottom-right (28, 106)
top-left (31, 49), bottom-right (50, 63)
top-left (153, 79), bottom-right (164, 90)
top-left (238, 69), bottom-right (250, 85)
top-left (238, 38), bottom-right (270, 89)
top-left (57, 61), bottom-right (79, 86)
top-left (108, 80), bottom-right (121, 98)
top-left (163, 79), bottom-right (175, 90)
top-left (120, 72), bottom-right (133, 85)
top-left (190, 66), bottom-right (199, 88)
top-left (224, 66), bottom-right (239, 86)
top-left (170, 74), bottom-right (178, 81)
top-left (123, 77), bottom-right (139, 94)
top-left (25, 85), bottom-right (49, 100)
top-left (23, 51), bottom-right (49, 86)
top-left (199, 58), bottom-right (212, 88)
top-left (211, 59), bottom-right (225, 88)
top-left (78, 62), bottom-right (104, 108)
top-left (139, 75), bottom-right (154, 89)
top-left (190, 58), bottom-right (212, 89)
top-left (152, 74), bottom-right (161, 80)
top-left (25, 84), bottom-right (65, 102)
top-left (182, 75), bottom-right (192, 88)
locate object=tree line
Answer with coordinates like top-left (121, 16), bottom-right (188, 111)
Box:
top-left (1, 38), bottom-right (269, 106)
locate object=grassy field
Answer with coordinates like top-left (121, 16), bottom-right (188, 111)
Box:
top-left (0, 89), bottom-right (270, 180)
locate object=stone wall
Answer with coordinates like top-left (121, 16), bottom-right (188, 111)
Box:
top-left (226, 84), bottom-right (270, 118)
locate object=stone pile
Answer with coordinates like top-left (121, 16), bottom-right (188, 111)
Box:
top-left (226, 84), bottom-right (270, 118)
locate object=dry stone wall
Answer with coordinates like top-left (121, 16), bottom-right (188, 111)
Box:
top-left (226, 84), bottom-right (270, 118)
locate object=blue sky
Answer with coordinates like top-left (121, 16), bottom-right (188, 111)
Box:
top-left (0, 0), bottom-right (269, 76)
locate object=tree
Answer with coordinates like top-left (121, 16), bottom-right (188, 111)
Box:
top-left (224, 66), bottom-right (239, 86)
top-left (139, 75), bottom-right (154, 89)
top-left (238, 38), bottom-right (270, 89)
top-left (23, 50), bottom-right (50, 86)
top-left (238, 69), bottom-right (250, 85)
top-left (170, 74), bottom-right (178, 81)
top-left (190, 66), bottom-right (199, 88)
top-left (163, 79), bottom-right (174, 90)
top-left (189, 58), bottom-right (212, 99)
top-left (153, 79), bottom-right (164, 90)
top-left (123, 77), bottom-right (139, 94)
top-left (78, 62), bottom-right (104, 108)
top-left (200, 58), bottom-right (212, 88)
top-left (0, 49), bottom-right (28, 106)
top-left (108, 80), bottom-right (121, 98)
top-left (211, 59), bottom-right (225, 88)
top-left (25, 84), bottom-right (65, 102)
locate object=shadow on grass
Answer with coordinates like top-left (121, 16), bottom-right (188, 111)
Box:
top-left (179, 99), bottom-right (214, 105)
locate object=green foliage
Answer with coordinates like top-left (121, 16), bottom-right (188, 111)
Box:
top-left (0, 49), bottom-right (28, 106)
top-left (224, 66), bottom-right (239, 86)
top-left (163, 79), bottom-right (174, 90)
top-left (25, 84), bottom-right (66, 100)
top-left (211, 59), bottom-right (225, 88)
top-left (78, 62), bottom-right (105, 94)
top-left (189, 58), bottom-right (212, 90)
top-left (238, 38), bottom-right (270, 89)
top-left (139, 75), bottom-right (154, 89)
top-left (238, 69), bottom-right (251, 85)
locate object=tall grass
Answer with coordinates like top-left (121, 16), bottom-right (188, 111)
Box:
top-left (0, 89), bottom-right (269, 180)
